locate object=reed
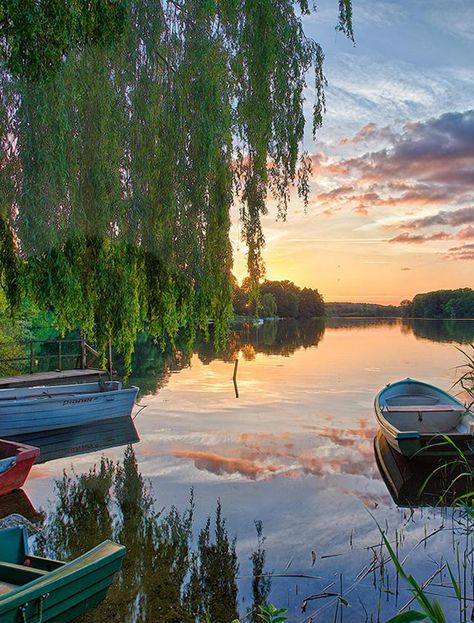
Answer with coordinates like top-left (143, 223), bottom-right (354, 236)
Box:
top-left (454, 343), bottom-right (474, 412)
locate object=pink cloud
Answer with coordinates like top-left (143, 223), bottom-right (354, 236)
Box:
top-left (458, 225), bottom-right (474, 239)
top-left (389, 231), bottom-right (452, 244)
top-left (446, 242), bottom-right (474, 260)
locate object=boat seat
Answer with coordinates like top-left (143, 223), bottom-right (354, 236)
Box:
top-left (0, 580), bottom-right (17, 595)
top-left (384, 405), bottom-right (465, 412)
top-left (0, 561), bottom-right (48, 585)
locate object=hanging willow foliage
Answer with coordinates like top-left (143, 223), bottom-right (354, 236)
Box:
top-left (0, 0), bottom-right (353, 370)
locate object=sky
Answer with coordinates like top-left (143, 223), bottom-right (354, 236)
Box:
top-left (231, 0), bottom-right (474, 304)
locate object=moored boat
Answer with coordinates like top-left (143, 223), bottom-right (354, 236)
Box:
top-left (0, 441), bottom-right (40, 497)
top-left (0, 526), bottom-right (126, 622)
top-left (0, 381), bottom-right (139, 437)
top-left (374, 378), bottom-right (474, 457)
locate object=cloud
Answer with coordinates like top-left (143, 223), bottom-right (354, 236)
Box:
top-left (172, 450), bottom-right (280, 480)
top-left (353, 205), bottom-right (369, 216)
top-left (458, 225), bottom-right (474, 239)
top-left (321, 208), bottom-right (337, 217)
top-left (427, 3), bottom-right (474, 43)
top-left (307, 112), bottom-right (474, 249)
top-left (310, 152), bottom-right (348, 176)
top-left (446, 243), bottom-right (474, 261)
top-left (171, 423), bottom-right (380, 482)
top-left (314, 110), bottom-right (474, 258)
top-left (389, 226), bottom-right (474, 245)
top-left (389, 231), bottom-right (452, 244)
top-left (343, 111), bottom-right (474, 189)
top-left (400, 206), bottom-right (474, 230)
top-left (314, 185), bottom-right (355, 202)
top-left (339, 122), bottom-right (396, 145)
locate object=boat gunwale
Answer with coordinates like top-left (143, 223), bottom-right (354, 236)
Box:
top-left (374, 377), bottom-right (473, 442)
top-left (0, 537), bottom-right (126, 610)
top-left (0, 439), bottom-right (40, 462)
top-left (0, 386), bottom-right (139, 408)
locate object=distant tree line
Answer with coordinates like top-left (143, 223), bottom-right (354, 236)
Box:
top-left (233, 279), bottom-right (325, 319)
top-left (233, 285), bottom-right (474, 320)
top-left (401, 288), bottom-right (474, 319)
top-left (325, 302), bottom-right (401, 317)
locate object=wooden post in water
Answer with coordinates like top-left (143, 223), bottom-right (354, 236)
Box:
top-left (107, 338), bottom-right (113, 380)
top-left (57, 338), bottom-right (62, 371)
top-left (29, 341), bottom-right (34, 374)
top-left (233, 358), bottom-right (239, 399)
top-left (80, 337), bottom-right (86, 369)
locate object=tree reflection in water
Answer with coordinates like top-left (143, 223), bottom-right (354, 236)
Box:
top-left (35, 446), bottom-right (268, 623)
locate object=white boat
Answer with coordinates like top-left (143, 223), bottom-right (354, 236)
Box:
top-left (374, 378), bottom-right (474, 457)
top-left (0, 381), bottom-right (139, 437)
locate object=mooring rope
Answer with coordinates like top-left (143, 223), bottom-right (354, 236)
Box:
top-left (19, 593), bottom-right (48, 623)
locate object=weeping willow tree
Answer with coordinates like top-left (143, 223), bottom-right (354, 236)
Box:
top-left (0, 0), bottom-right (353, 370)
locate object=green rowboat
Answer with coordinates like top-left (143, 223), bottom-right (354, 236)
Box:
top-left (0, 527), bottom-right (126, 622)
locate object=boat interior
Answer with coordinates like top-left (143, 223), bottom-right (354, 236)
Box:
top-left (0, 440), bottom-right (22, 472)
top-left (0, 441), bottom-right (18, 461)
top-left (380, 381), bottom-right (470, 434)
top-left (0, 528), bottom-right (64, 595)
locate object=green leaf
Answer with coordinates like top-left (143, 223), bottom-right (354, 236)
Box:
top-left (385, 611), bottom-right (427, 623)
top-left (446, 561), bottom-right (461, 601)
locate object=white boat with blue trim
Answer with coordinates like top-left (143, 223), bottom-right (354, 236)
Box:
top-left (374, 378), bottom-right (474, 457)
top-left (0, 381), bottom-right (138, 437)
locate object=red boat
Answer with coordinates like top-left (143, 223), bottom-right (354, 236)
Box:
top-left (0, 439), bottom-right (40, 496)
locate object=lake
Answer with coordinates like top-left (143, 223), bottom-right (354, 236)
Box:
top-left (15, 318), bottom-right (474, 622)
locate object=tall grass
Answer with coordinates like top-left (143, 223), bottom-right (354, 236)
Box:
top-left (454, 343), bottom-right (474, 411)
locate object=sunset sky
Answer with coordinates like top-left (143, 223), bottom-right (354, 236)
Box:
top-left (231, 0), bottom-right (474, 304)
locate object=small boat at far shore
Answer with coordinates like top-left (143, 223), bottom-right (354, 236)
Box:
top-left (374, 378), bottom-right (474, 457)
top-left (0, 441), bottom-right (40, 497)
top-left (0, 381), bottom-right (138, 437)
top-left (0, 526), bottom-right (126, 622)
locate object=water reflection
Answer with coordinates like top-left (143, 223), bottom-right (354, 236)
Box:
top-left (126, 318), bottom-right (474, 396)
top-left (171, 421), bottom-right (379, 484)
top-left (9, 417), bottom-right (139, 464)
top-left (402, 318), bottom-right (474, 344)
top-left (197, 319), bottom-right (326, 364)
top-left (325, 317), bottom-right (399, 330)
top-left (374, 431), bottom-right (474, 507)
top-left (35, 447), bottom-right (267, 623)
top-left (0, 489), bottom-right (43, 524)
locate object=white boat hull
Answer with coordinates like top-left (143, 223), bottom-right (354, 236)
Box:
top-left (0, 383), bottom-right (139, 437)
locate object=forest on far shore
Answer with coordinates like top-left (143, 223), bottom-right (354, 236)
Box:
top-left (232, 282), bottom-right (474, 319)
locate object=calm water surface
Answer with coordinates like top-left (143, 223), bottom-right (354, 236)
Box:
top-left (19, 319), bottom-right (474, 621)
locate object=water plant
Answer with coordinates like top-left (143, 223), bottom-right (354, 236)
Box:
top-left (454, 344), bottom-right (474, 410)
top-left (257, 604), bottom-right (288, 623)
top-left (380, 527), bottom-right (447, 623)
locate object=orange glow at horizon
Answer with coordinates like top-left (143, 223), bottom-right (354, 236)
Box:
top-left (230, 186), bottom-right (473, 306)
